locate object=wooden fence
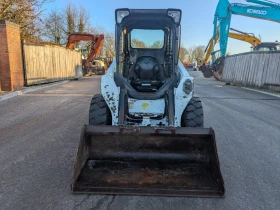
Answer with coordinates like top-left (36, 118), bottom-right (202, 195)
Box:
top-left (23, 42), bottom-right (82, 85)
top-left (222, 51), bottom-right (280, 91)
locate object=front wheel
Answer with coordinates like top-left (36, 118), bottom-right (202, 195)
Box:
top-left (181, 97), bottom-right (204, 127)
top-left (89, 94), bottom-right (112, 125)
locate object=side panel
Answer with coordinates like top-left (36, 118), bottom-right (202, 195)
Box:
top-left (174, 61), bottom-right (193, 127)
top-left (101, 59), bottom-right (120, 125)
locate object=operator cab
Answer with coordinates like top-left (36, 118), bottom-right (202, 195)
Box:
top-left (254, 42), bottom-right (280, 51)
top-left (114, 9), bottom-right (181, 98)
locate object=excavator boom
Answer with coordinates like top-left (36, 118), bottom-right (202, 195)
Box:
top-left (246, 0), bottom-right (280, 9)
top-left (229, 28), bottom-right (261, 47)
top-left (201, 26), bottom-right (262, 80)
top-left (203, 37), bottom-right (219, 64)
top-left (214, 0), bottom-right (280, 59)
top-left (203, 0), bottom-right (280, 80)
top-left (66, 33), bottom-right (104, 68)
top-left (67, 34), bottom-right (95, 49)
top-left (202, 28), bottom-right (261, 64)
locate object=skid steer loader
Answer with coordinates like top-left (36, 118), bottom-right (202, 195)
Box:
top-left (72, 9), bottom-right (225, 197)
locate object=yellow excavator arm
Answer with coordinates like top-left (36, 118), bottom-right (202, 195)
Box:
top-left (228, 31), bottom-right (261, 47)
top-left (203, 35), bottom-right (219, 64)
top-left (202, 28), bottom-right (261, 64)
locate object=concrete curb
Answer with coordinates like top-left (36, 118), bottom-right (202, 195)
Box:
top-left (242, 87), bottom-right (280, 98)
top-left (0, 80), bottom-right (69, 102)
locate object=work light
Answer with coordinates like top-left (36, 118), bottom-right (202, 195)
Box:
top-left (183, 79), bottom-right (194, 94)
top-left (167, 9), bottom-right (182, 24)
top-left (116, 9), bottom-right (130, 24)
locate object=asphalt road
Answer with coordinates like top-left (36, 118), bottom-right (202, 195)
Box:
top-left (0, 73), bottom-right (279, 210)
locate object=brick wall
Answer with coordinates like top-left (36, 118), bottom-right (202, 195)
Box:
top-left (0, 20), bottom-right (24, 91)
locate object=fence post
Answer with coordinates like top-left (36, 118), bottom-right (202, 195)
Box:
top-left (21, 39), bottom-right (28, 86)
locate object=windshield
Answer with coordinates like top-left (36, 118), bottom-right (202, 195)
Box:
top-left (258, 46), bottom-right (279, 51)
top-left (131, 29), bottom-right (164, 49)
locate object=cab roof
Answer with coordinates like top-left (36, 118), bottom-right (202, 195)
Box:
top-left (115, 8), bottom-right (182, 25)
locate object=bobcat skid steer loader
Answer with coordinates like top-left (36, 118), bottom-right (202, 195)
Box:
top-left (71, 8), bottom-right (225, 197)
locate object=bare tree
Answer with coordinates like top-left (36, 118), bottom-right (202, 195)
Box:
top-left (179, 46), bottom-right (188, 63)
top-left (150, 41), bottom-right (163, 49)
top-left (78, 8), bottom-right (85, 33)
top-left (42, 3), bottom-right (94, 44)
top-left (103, 32), bottom-right (115, 57)
top-left (186, 45), bottom-right (205, 63)
top-left (63, 3), bottom-right (92, 35)
top-left (65, 3), bottom-right (77, 35)
top-left (131, 38), bottom-right (147, 48)
top-left (77, 6), bottom-right (91, 33)
top-left (186, 46), bottom-right (195, 63)
top-left (193, 45), bottom-right (205, 63)
top-left (42, 10), bottom-right (64, 44)
top-left (0, 0), bottom-right (51, 40)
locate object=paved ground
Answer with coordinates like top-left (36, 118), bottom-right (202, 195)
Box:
top-left (0, 91), bottom-right (8, 96)
top-left (0, 73), bottom-right (279, 210)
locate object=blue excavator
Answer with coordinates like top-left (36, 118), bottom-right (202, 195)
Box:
top-left (203, 0), bottom-right (280, 80)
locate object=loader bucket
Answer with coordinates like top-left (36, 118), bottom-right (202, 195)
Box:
top-left (71, 125), bottom-right (225, 197)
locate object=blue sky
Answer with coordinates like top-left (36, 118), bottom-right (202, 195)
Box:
top-left (43, 0), bottom-right (280, 54)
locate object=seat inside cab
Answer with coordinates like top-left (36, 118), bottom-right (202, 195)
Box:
top-left (119, 24), bottom-right (174, 92)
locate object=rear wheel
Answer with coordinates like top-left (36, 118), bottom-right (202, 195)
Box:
top-left (181, 97), bottom-right (204, 127)
top-left (89, 94), bottom-right (112, 125)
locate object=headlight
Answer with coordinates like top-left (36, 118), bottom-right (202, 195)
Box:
top-left (183, 79), bottom-right (193, 94)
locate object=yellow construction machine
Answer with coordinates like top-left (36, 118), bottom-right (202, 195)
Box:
top-left (202, 28), bottom-right (261, 66)
top-left (201, 28), bottom-right (261, 78)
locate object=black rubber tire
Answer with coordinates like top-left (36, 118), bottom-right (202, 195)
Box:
top-left (89, 94), bottom-right (112, 125)
top-left (181, 97), bottom-right (204, 127)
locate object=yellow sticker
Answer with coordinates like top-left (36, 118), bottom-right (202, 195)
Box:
top-left (142, 103), bottom-right (149, 110)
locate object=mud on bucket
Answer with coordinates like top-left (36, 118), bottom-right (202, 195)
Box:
top-left (71, 125), bottom-right (225, 197)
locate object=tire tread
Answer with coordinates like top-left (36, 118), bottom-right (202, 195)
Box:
top-left (181, 97), bottom-right (204, 127)
top-left (89, 94), bottom-right (111, 125)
